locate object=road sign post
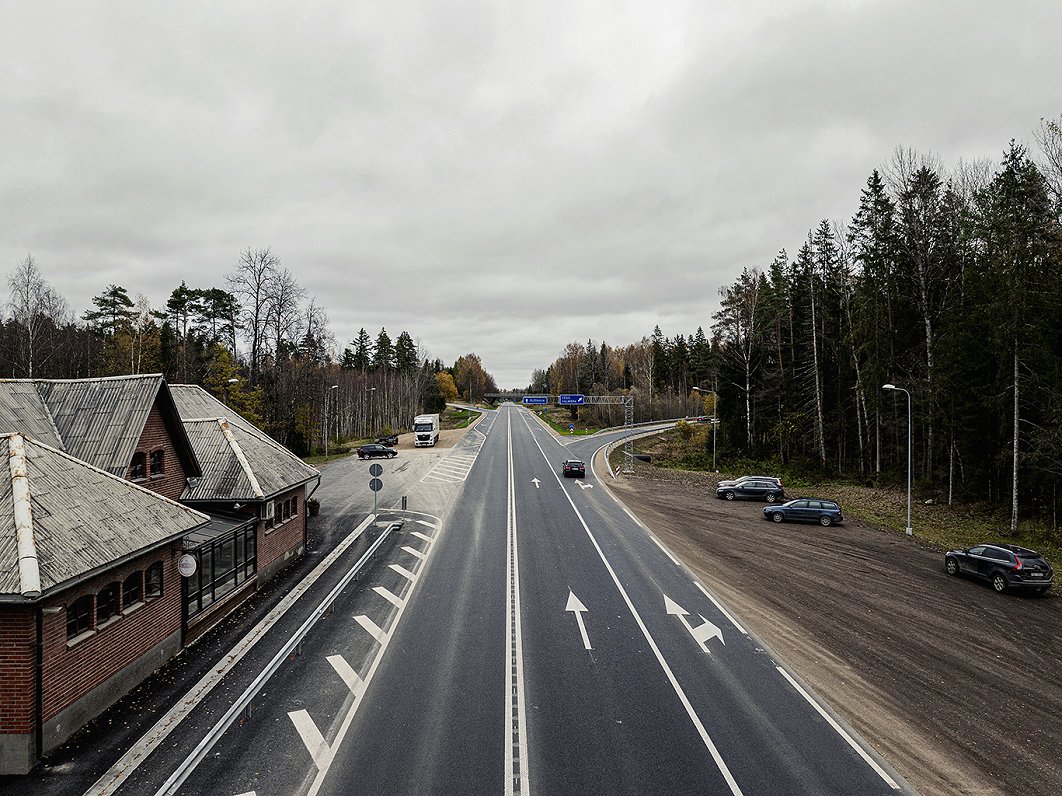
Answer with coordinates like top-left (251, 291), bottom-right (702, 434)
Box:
top-left (368, 463), bottom-right (383, 515)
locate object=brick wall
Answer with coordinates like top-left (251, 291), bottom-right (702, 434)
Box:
top-left (40, 545), bottom-right (181, 723)
top-left (0, 610), bottom-right (35, 734)
top-left (129, 405), bottom-right (188, 502)
top-left (257, 486), bottom-right (308, 582)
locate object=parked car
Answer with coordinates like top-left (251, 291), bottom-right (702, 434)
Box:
top-left (562, 459), bottom-right (585, 478)
top-left (357, 444), bottom-right (397, 459)
top-left (375, 434), bottom-right (399, 447)
top-left (717, 475), bottom-right (783, 489)
top-left (762, 498), bottom-right (843, 526)
top-left (716, 479), bottom-right (785, 502)
top-left (944, 543), bottom-right (1053, 594)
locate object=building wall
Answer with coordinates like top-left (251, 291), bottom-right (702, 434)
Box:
top-left (39, 544), bottom-right (182, 754)
top-left (257, 486), bottom-right (308, 583)
top-left (130, 405), bottom-right (188, 502)
top-left (0, 608), bottom-right (36, 774)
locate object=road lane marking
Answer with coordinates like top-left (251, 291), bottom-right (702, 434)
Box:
top-left (327, 655), bottom-right (365, 697)
top-left (416, 519), bottom-right (439, 530)
top-left (288, 709), bottom-right (333, 769)
top-left (402, 545), bottom-right (428, 560)
top-left (412, 531), bottom-right (435, 543)
top-left (505, 409), bottom-right (532, 795)
top-left (354, 615), bottom-right (388, 645)
top-left (776, 667), bottom-right (901, 790)
top-left (520, 413), bottom-right (743, 796)
top-left (389, 563), bottom-right (418, 581)
top-left (84, 514), bottom-right (379, 796)
top-left (372, 585), bottom-right (404, 609)
top-left (665, 595), bottom-right (725, 650)
top-left (694, 582), bottom-right (748, 636)
top-left (652, 536), bottom-right (681, 566)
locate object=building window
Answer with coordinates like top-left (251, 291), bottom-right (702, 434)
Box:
top-left (67, 595), bottom-right (94, 639)
top-left (146, 561), bottom-right (163, 598)
top-left (186, 525), bottom-right (258, 619)
top-left (123, 571), bottom-right (143, 607)
top-left (97, 582), bottom-right (120, 624)
top-left (150, 449), bottom-right (165, 476)
top-left (129, 451), bottom-right (147, 480)
top-left (283, 499), bottom-right (291, 520)
top-left (292, 496), bottom-right (298, 515)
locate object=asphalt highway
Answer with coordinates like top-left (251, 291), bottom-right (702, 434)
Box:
top-left (93, 404), bottom-right (912, 796)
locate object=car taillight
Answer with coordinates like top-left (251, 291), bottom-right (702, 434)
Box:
top-left (1011, 558), bottom-right (1023, 571)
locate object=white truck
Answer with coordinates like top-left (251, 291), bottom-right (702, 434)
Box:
top-left (413, 413), bottom-right (441, 447)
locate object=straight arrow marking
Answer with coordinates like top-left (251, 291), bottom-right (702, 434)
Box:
top-left (565, 590), bottom-right (592, 650)
top-left (531, 477), bottom-right (541, 488)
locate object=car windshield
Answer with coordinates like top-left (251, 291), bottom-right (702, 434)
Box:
top-left (414, 423), bottom-right (433, 431)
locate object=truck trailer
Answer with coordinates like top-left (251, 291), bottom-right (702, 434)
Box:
top-left (413, 413), bottom-right (441, 447)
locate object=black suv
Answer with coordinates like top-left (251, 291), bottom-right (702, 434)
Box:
top-left (945, 543), bottom-right (1053, 594)
top-left (357, 444), bottom-right (397, 459)
top-left (375, 434), bottom-right (399, 447)
top-left (716, 479), bottom-right (785, 502)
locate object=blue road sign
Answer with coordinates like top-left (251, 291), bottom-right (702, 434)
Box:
top-left (558, 394), bottom-right (585, 405)
top-left (522, 395), bottom-right (548, 405)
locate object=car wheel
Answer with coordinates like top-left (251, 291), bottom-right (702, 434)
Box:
top-left (771, 512), bottom-right (784, 523)
top-left (992, 574), bottom-right (1007, 593)
top-left (766, 493), bottom-right (777, 503)
top-left (389, 452), bottom-right (397, 458)
top-left (724, 491), bottom-right (736, 500)
top-left (945, 557), bottom-right (959, 576)
top-left (819, 515), bottom-right (832, 526)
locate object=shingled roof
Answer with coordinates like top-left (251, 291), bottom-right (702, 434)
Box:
top-left (170, 385), bottom-right (319, 503)
top-left (0, 433), bottom-right (209, 601)
top-left (0, 375), bottom-right (200, 479)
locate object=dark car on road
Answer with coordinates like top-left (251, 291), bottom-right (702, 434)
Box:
top-left (562, 459), bottom-right (585, 478)
top-left (357, 443), bottom-right (397, 459)
top-left (763, 498), bottom-right (843, 526)
top-left (375, 434), bottom-right (399, 447)
top-left (945, 543), bottom-right (1053, 594)
top-left (716, 478), bottom-right (785, 502)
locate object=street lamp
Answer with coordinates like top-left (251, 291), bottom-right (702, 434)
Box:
top-left (223, 377), bottom-right (239, 407)
top-left (325, 384), bottom-right (338, 459)
top-left (883, 384), bottom-right (913, 536)
top-left (691, 385), bottom-right (719, 472)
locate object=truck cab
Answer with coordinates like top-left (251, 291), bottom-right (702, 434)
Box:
top-left (413, 413), bottom-right (440, 447)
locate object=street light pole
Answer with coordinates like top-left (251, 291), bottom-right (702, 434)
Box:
top-left (883, 383), bottom-right (913, 536)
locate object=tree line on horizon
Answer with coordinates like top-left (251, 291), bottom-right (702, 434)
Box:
top-left (0, 247), bottom-right (501, 455)
top-left (534, 120), bottom-right (1062, 532)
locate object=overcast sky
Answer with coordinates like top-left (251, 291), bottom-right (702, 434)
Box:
top-left (2, 1), bottom-right (1059, 388)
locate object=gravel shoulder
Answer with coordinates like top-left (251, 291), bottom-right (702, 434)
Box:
top-left (605, 463), bottom-right (1062, 796)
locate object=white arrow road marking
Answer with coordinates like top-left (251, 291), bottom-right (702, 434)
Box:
top-left (372, 585), bottom-right (404, 609)
top-left (664, 595), bottom-right (724, 650)
top-left (531, 478), bottom-right (541, 488)
top-left (695, 582), bottom-right (747, 635)
top-left (577, 481), bottom-right (593, 489)
top-left (288, 710), bottom-right (333, 769)
top-left (565, 590), bottom-right (592, 650)
top-left (402, 545), bottom-right (427, 561)
top-left (326, 655), bottom-right (365, 697)
top-left (354, 615), bottom-right (388, 645)
top-left (389, 563), bottom-right (417, 582)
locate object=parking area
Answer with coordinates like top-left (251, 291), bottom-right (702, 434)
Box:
top-left (608, 464), bottom-right (1062, 796)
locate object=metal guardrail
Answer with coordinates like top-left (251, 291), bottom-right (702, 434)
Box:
top-left (154, 520), bottom-right (403, 796)
top-left (603, 423), bottom-right (678, 479)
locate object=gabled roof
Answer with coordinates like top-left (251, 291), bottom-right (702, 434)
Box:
top-left (170, 385), bottom-right (319, 502)
top-left (0, 375), bottom-right (200, 479)
top-left (0, 433), bottom-right (209, 600)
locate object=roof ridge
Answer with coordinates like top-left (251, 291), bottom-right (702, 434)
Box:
top-left (32, 381), bottom-right (66, 450)
top-left (218, 419), bottom-right (265, 498)
top-left (8, 434), bottom-right (42, 598)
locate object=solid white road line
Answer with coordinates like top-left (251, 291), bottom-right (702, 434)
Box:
top-left (776, 667), bottom-right (901, 790)
top-left (412, 531), bottom-right (436, 543)
top-left (651, 536), bottom-right (682, 566)
top-left (372, 585), bottom-right (404, 609)
top-left (389, 563), bottom-right (418, 581)
top-left (415, 519), bottom-right (440, 529)
top-left (84, 514), bottom-right (378, 796)
top-left (326, 654), bottom-right (365, 697)
top-left (402, 545), bottom-right (428, 560)
top-left (505, 409), bottom-right (532, 796)
top-left (519, 413), bottom-right (744, 796)
top-left (354, 615), bottom-right (388, 645)
top-left (694, 582), bottom-right (748, 636)
top-left (289, 709), bottom-right (333, 769)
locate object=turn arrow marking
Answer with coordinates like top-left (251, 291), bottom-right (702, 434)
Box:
top-left (577, 481), bottom-right (594, 490)
top-left (664, 594), bottom-right (724, 651)
top-left (565, 590), bottom-right (592, 650)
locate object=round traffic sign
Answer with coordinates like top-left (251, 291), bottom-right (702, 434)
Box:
top-left (177, 554), bottom-right (198, 578)
top-left (369, 478), bottom-right (383, 492)
top-left (369, 463), bottom-right (383, 477)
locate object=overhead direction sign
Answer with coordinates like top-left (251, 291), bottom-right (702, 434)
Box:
top-left (522, 395), bottom-right (548, 405)
top-left (558, 394), bottom-right (585, 405)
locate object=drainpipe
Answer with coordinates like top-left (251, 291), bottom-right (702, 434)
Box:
top-left (35, 605), bottom-right (44, 763)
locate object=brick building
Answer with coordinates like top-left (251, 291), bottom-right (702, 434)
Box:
top-left (0, 376), bottom-right (320, 773)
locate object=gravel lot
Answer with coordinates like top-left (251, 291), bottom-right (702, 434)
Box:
top-left (606, 463), bottom-right (1062, 796)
